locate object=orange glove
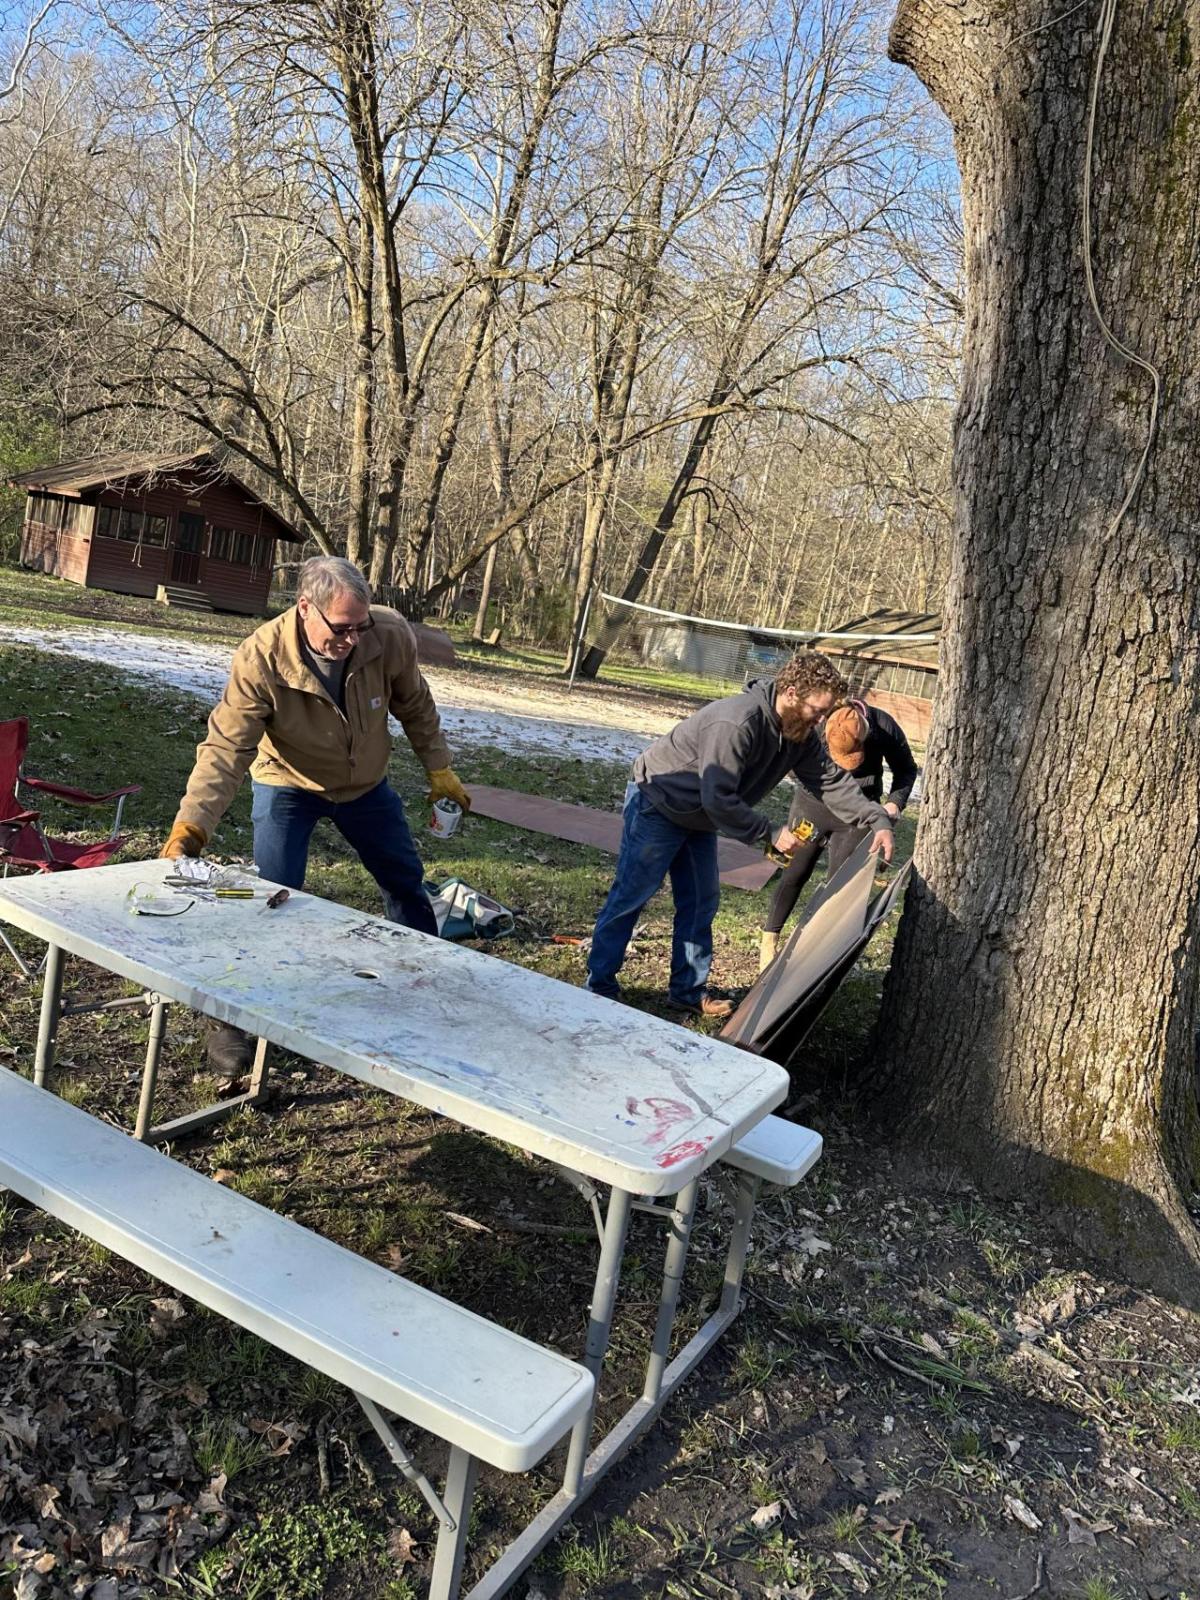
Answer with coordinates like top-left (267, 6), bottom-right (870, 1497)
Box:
top-left (426, 767), bottom-right (471, 813)
top-left (160, 820), bottom-right (207, 859)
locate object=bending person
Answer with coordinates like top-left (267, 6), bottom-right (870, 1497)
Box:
top-left (161, 554), bottom-right (470, 1072)
top-left (586, 653), bottom-right (893, 1019)
top-left (759, 697), bottom-right (916, 971)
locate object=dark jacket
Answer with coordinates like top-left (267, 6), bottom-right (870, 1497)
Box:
top-left (631, 678), bottom-right (889, 847)
top-left (788, 702), bottom-right (917, 828)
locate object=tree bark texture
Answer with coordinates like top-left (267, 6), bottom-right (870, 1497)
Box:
top-left (873, 0), bottom-right (1200, 1299)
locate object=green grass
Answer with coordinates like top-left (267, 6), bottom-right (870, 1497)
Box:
top-left (0, 563), bottom-right (269, 644)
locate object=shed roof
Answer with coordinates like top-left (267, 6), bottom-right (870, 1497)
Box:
top-left (820, 608), bottom-right (940, 673)
top-left (9, 451), bottom-right (305, 542)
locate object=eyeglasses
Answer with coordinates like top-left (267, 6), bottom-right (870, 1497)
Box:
top-left (307, 599), bottom-right (374, 639)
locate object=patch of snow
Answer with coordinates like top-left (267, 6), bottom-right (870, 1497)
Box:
top-left (0, 622), bottom-right (672, 766)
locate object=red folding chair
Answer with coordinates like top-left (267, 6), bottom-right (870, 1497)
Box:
top-left (1, 717), bottom-right (142, 975)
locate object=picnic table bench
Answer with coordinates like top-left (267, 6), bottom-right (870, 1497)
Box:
top-left (0, 1066), bottom-right (592, 1600)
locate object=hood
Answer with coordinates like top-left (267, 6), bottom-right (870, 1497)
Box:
top-left (745, 676), bottom-right (780, 727)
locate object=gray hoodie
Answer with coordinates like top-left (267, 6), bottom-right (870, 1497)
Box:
top-left (631, 678), bottom-right (890, 847)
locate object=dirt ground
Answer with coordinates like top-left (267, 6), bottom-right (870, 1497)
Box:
top-left (3, 938), bottom-right (1200, 1600)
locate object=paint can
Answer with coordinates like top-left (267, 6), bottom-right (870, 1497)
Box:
top-left (429, 797), bottom-right (463, 839)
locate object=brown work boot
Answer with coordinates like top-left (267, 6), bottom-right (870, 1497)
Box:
top-left (758, 931), bottom-right (780, 973)
top-left (205, 1017), bottom-right (255, 1078)
top-left (666, 993), bottom-right (734, 1020)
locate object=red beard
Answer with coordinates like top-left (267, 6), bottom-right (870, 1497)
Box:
top-left (779, 707), bottom-right (820, 741)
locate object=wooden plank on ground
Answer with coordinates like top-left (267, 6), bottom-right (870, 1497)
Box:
top-left (466, 784), bottom-right (778, 891)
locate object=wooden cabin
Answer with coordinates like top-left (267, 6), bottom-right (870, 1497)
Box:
top-left (11, 450), bottom-right (304, 615)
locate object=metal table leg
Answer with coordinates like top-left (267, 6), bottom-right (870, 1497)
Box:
top-left (32, 943), bottom-right (64, 1088)
top-left (563, 1184), bottom-right (633, 1494)
top-left (643, 1176), bottom-right (701, 1403)
top-left (134, 996), bottom-right (169, 1142)
top-left (429, 1446), bottom-right (479, 1600)
top-left (466, 1168), bottom-right (766, 1600)
top-left (145, 1028), bottom-right (271, 1145)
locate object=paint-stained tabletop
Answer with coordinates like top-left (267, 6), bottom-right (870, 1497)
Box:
top-left (0, 860), bottom-right (788, 1194)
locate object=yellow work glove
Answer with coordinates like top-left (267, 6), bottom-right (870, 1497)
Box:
top-left (426, 767), bottom-right (471, 813)
top-left (160, 820), bottom-right (207, 859)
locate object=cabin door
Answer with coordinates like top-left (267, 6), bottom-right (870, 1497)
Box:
top-left (170, 514), bottom-right (205, 585)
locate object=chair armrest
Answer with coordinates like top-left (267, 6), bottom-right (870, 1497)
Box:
top-left (21, 777), bottom-right (142, 805)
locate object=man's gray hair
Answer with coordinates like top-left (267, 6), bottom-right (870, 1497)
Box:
top-left (297, 555), bottom-right (372, 611)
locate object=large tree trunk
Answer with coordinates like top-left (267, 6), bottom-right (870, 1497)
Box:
top-left (872, 0), bottom-right (1200, 1300)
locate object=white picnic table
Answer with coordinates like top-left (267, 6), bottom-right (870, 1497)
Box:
top-left (0, 858), bottom-right (790, 1596)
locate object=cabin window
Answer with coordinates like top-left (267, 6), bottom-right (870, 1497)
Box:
top-left (142, 514), bottom-right (169, 547)
top-left (96, 505), bottom-right (116, 537)
top-left (118, 509), bottom-right (144, 542)
top-left (231, 530), bottom-right (263, 566)
top-left (208, 526), bottom-right (235, 562)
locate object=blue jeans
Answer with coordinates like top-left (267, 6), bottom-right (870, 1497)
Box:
top-left (587, 783), bottom-right (720, 1006)
top-left (251, 778), bottom-right (437, 936)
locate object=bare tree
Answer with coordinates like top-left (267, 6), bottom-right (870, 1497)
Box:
top-left (577, 0), bottom-right (926, 675)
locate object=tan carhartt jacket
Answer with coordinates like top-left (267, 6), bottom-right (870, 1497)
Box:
top-left (174, 606), bottom-right (451, 839)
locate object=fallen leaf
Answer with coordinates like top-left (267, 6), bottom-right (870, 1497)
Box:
top-left (831, 1457), bottom-right (868, 1489)
top-left (875, 1486), bottom-right (902, 1506)
top-left (750, 1501), bottom-right (783, 1530)
top-left (831, 1550), bottom-right (870, 1591)
top-left (1061, 1505), bottom-right (1096, 1546)
top-left (919, 1332), bottom-right (946, 1357)
top-left (195, 1472), bottom-right (228, 1515)
top-left (797, 1228), bottom-right (832, 1257)
top-left (149, 1297), bottom-right (187, 1337)
top-left (30, 1483), bottom-right (61, 1519)
top-left (1060, 1504), bottom-right (1114, 1544)
top-left (388, 1526), bottom-right (417, 1565)
top-left (248, 1417), bottom-right (306, 1457)
top-left (67, 1467), bottom-right (94, 1507)
top-left (212, 1169), bottom-right (237, 1186)
top-left (1003, 1494), bottom-right (1043, 1531)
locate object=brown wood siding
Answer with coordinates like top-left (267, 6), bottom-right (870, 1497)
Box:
top-left (86, 535), bottom-right (169, 598)
top-left (19, 493), bottom-right (94, 583)
top-left (20, 520), bottom-right (92, 582)
top-left (90, 476), bottom-right (281, 614)
top-left (866, 688), bottom-right (934, 746)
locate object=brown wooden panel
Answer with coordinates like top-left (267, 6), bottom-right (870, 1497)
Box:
top-left (466, 784), bottom-right (778, 891)
top-left (85, 538), bottom-right (168, 598)
top-left (20, 522), bottom-right (90, 582)
top-left (865, 689), bottom-right (933, 744)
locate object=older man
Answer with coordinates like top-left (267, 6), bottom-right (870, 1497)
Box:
top-left (586, 650), bottom-right (893, 1017)
top-left (163, 556), bottom-right (469, 1065)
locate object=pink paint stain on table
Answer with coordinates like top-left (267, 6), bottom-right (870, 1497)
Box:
top-left (625, 1096), bottom-right (692, 1148)
top-left (657, 1137), bottom-right (712, 1169)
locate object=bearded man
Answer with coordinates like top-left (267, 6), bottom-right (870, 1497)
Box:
top-left (586, 651), bottom-right (893, 1018)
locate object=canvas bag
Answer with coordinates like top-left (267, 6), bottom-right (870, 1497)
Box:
top-left (426, 877), bottom-right (515, 941)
